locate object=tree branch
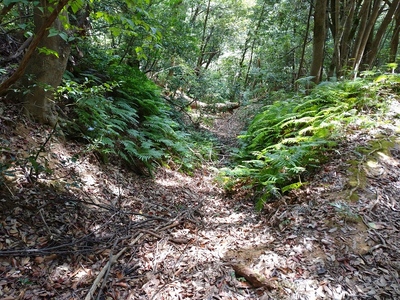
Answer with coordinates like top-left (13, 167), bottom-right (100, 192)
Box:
top-left (0, 3), bottom-right (16, 24)
top-left (0, 0), bottom-right (70, 97)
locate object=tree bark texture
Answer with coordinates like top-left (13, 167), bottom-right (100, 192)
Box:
top-left (296, 1), bottom-right (313, 85)
top-left (327, 0), bottom-right (399, 77)
top-left (351, 0), bottom-right (382, 78)
top-left (195, 0), bottom-right (212, 76)
top-left (310, 0), bottom-right (327, 84)
top-left (365, 0), bottom-right (400, 66)
top-left (327, 0), bottom-right (350, 78)
top-left (339, 0), bottom-right (357, 76)
top-left (389, 9), bottom-right (400, 62)
top-left (1, 0), bottom-right (71, 125)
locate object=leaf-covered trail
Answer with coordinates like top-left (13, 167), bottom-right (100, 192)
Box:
top-left (1, 104), bottom-right (400, 299)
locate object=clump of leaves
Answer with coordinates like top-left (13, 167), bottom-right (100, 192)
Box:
top-left (58, 64), bottom-right (192, 175)
top-left (220, 77), bottom-right (392, 210)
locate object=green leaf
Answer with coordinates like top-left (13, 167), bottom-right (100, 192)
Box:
top-left (281, 181), bottom-right (306, 193)
top-left (70, 0), bottom-right (85, 14)
top-left (110, 27), bottom-right (122, 36)
top-left (58, 32), bottom-right (69, 42)
top-left (38, 47), bottom-right (59, 58)
top-left (48, 28), bottom-right (60, 37)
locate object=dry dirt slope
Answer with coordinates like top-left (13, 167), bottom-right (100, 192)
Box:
top-left (0, 103), bottom-right (400, 299)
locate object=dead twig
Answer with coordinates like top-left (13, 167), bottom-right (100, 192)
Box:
top-left (38, 208), bottom-right (52, 237)
top-left (85, 233), bottom-right (144, 300)
top-left (140, 229), bottom-right (162, 239)
top-left (159, 220), bottom-right (181, 231)
top-left (95, 234), bottom-right (139, 300)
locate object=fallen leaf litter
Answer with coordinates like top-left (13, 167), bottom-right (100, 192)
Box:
top-left (1, 103), bottom-right (400, 299)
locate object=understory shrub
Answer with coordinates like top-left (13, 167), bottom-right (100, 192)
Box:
top-left (220, 76), bottom-right (396, 210)
top-left (58, 62), bottom-right (193, 175)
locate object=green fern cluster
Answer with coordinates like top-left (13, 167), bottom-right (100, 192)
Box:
top-left (221, 78), bottom-right (389, 210)
top-left (59, 65), bottom-right (190, 174)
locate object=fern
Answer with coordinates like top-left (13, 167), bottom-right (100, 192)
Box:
top-left (58, 59), bottom-right (202, 174)
top-left (222, 77), bottom-right (394, 210)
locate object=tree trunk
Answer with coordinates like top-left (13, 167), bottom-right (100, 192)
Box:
top-left (10, 0), bottom-right (70, 125)
top-left (351, 0), bottom-right (382, 78)
top-left (310, 0), bottom-right (327, 84)
top-left (230, 36), bottom-right (249, 100)
top-left (296, 1), bottom-right (313, 86)
top-left (0, 0), bottom-right (70, 97)
top-left (195, 0), bottom-right (212, 76)
top-left (244, 1), bottom-right (267, 86)
top-left (328, 0), bottom-right (341, 78)
top-left (339, 0), bottom-right (357, 77)
top-left (323, 0), bottom-right (358, 78)
top-left (365, 0), bottom-right (400, 66)
top-left (389, 9), bottom-right (400, 62)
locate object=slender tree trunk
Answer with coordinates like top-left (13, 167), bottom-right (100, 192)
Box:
top-left (195, 0), bottom-right (212, 76)
top-left (351, 0), bottom-right (382, 78)
top-left (365, 0), bottom-right (400, 66)
top-left (389, 9), bottom-right (400, 62)
top-left (350, 0), bottom-right (372, 63)
top-left (296, 0), bottom-right (313, 86)
top-left (339, 0), bottom-right (357, 77)
top-left (310, 0), bottom-right (327, 84)
top-left (204, 48), bottom-right (219, 70)
top-left (244, 45), bottom-right (255, 86)
top-left (244, 1), bottom-right (267, 86)
top-left (327, 0), bottom-right (339, 78)
top-left (190, 4), bottom-right (202, 24)
top-left (230, 37), bottom-right (249, 99)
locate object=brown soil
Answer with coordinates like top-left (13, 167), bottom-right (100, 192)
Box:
top-left (1, 101), bottom-right (400, 299)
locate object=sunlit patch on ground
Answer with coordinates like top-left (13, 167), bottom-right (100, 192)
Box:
top-left (1, 103), bottom-right (400, 299)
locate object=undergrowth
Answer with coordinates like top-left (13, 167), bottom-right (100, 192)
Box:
top-left (57, 47), bottom-right (213, 175)
top-left (219, 75), bottom-right (399, 210)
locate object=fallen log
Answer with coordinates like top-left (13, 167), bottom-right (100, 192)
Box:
top-left (190, 100), bottom-right (240, 113)
top-left (168, 90), bottom-right (240, 112)
top-left (189, 100), bottom-right (208, 109)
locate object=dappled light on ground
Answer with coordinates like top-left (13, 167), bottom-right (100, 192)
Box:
top-left (1, 102), bottom-right (400, 299)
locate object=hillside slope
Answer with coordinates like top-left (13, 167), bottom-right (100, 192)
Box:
top-left (1, 101), bottom-right (400, 299)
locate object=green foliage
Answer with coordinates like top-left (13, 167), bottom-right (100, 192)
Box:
top-left (59, 62), bottom-right (193, 174)
top-left (37, 46), bottom-right (60, 58)
top-left (25, 154), bottom-right (53, 181)
top-left (220, 78), bottom-right (391, 209)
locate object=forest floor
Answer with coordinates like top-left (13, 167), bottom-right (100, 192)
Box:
top-left (1, 100), bottom-right (400, 300)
